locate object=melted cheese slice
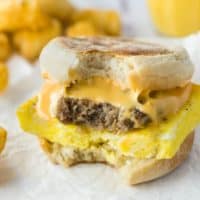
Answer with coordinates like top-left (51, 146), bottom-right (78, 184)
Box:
top-left (37, 77), bottom-right (191, 123)
top-left (37, 81), bottom-right (64, 119)
top-left (17, 85), bottom-right (200, 159)
top-left (66, 77), bottom-right (135, 108)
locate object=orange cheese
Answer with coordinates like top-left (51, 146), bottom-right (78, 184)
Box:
top-left (37, 81), bottom-right (63, 120)
top-left (66, 77), bottom-right (192, 120)
top-left (37, 76), bottom-right (192, 123)
top-left (66, 77), bottom-right (135, 108)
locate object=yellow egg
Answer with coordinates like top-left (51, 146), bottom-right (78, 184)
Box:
top-left (17, 85), bottom-right (200, 160)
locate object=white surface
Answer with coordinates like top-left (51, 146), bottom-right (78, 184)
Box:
top-left (0, 1), bottom-right (200, 200)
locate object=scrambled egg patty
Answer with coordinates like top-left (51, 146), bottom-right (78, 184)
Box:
top-left (17, 85), bottom-right (200, 159)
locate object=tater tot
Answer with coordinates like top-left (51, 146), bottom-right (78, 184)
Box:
top-left (0, 63), bottom-right (9, 92)
top-left (0, 126), bottom-right (6, 153)
top-left (66, 20), bottom-right (102, 37)
top-left (72, 9), bottom-right (121, 36)
top-left (0, 33), bottom-right (12, 61)
top-left (0, 0), bottom-right (51, 31)
top-left (38, 0), bottom-right (75, 22)
top-left (13, 19), bottom-right (62, 61)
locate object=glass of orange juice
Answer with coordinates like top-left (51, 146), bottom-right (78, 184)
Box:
top-left (147, 0), bottom-right (200, 37)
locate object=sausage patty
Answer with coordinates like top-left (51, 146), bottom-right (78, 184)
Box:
top-left (56, 97), bottom-right (152, 132)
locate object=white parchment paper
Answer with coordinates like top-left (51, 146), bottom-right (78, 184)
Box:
top-left (0, 35), bottom-right (200, 200)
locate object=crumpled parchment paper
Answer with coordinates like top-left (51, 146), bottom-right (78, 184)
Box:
top-left (0, 33), bottom-right (200, 200)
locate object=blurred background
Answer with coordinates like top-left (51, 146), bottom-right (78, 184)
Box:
top-left (0, 0), bottom-right (200, 92)
top-left (71, 0), bottom-right (156, 37)
top-left (71, 0), bottom-right (200, 37)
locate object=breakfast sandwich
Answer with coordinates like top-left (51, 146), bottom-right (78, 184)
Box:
top-left (17, 37), bottom-right (200, 184)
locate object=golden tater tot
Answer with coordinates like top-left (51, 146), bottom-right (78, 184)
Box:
top-left (72, 9), bottom-right (121, 36)
top-left (0, 33), bottom-right (12, 61)
top-left (0, 126), bottom-right (6, 153)
top-left (0, 0), bottom-right (51, 31)
top-left (38, 0), bottom-right (75, 22)
top-left (13, 19), bottom-right (62, 61)
top-left (66, 21), bottom-right (102, 37)
top-left (0, 63), bottom-right (9, 92)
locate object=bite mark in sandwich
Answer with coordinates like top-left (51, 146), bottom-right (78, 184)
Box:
top-left (17, 37), bottom-right (200, 185)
